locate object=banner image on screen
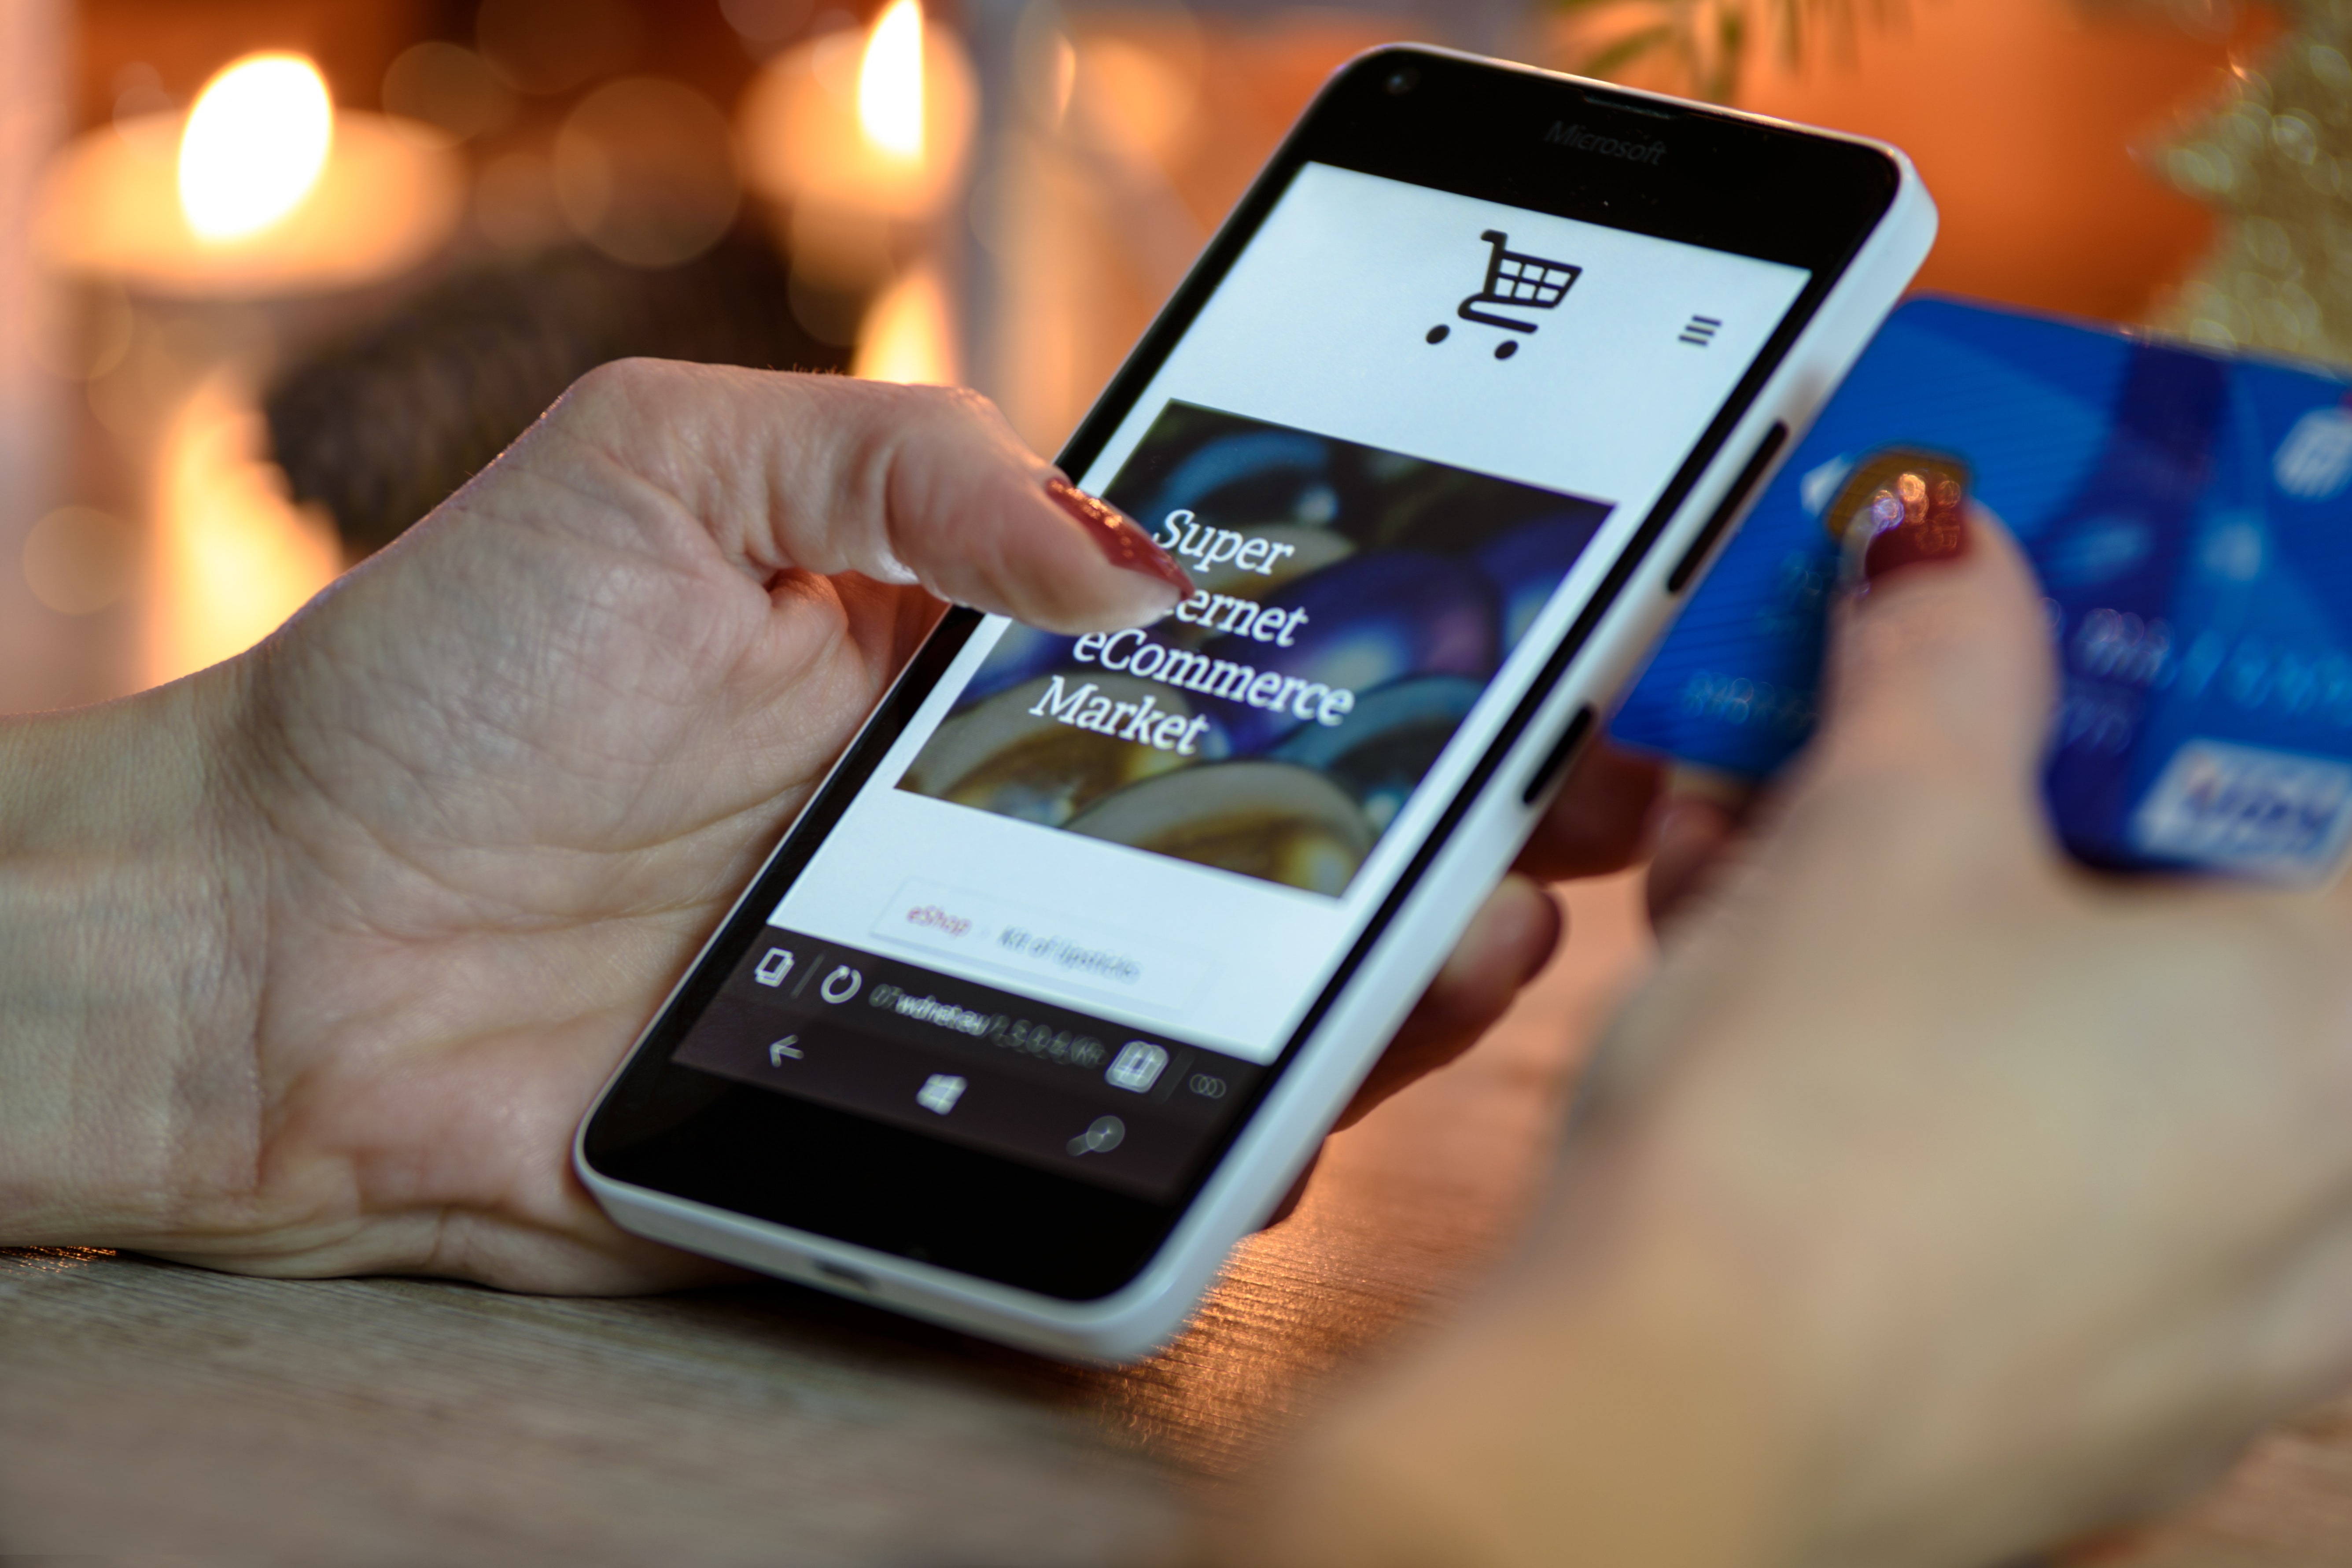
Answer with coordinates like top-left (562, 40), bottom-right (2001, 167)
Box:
top-left (898, 402), bottom-right (1613, 894)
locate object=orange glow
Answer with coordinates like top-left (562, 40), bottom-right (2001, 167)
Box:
top-left (40, 108), bottom-right (459, 296)
top-left (737, 15), bottom-right (975, 229)
top-left (20, 507), bottom-right (136, 616)
top-left (1073, 34), bottom-right (1199, 166)
top-left (1048, 32), bottom-right (1077, 130)
top-left (147, 373), bottom-right (342, 686)
top-left (178, 54), bottom-right (334, 242)
top-left (858, 1), bottom-right (926, 162)
top-left (1721, 0), bottom-right (2274, 324)
top-left (852, 266), bottom-right (957, 385)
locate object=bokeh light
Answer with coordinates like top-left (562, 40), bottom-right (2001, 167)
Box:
top-left (722, 0), bottom-right (816, 55)
top-left (177, 54), bottom-right (334, 242)
top-left (859, 1), bottom-right (927, 163)
top-left (476, 0), bottom-right (639, 96)
top-left (21, 506), bottom-right (136, 616)
top-left (381, 42), bottom-right (516, 144)
top-left (148, 372), bottom-right (342, 686)
top-left (738, 4), bottom-right (977, 238)
top-left (555, 78), bottom-right (740, 268)
top-left (853, 264), bottom-right (957, 385)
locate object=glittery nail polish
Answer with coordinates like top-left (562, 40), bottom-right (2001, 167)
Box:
top-left (1043, 476), bottom-right (1193, 598)
top-left (1827, 450), bottom-right (1972, 591)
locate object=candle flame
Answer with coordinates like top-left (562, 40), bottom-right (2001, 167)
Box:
top-left (148, 373), bottom-right (343, 687)
top-left (1050, 33), bottom-right (1077, 130)
top-left (178, 54), bottom-right (335, 242)
top-left (852, 265), bottom-right (956, 385)
top-left (857, 1), bottom-right (925, 162)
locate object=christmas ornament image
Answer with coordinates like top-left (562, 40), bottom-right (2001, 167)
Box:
top-left (2154, 0), bottom-right (2352, 369)
top-left (1552, 0), bottom-right (2352, 370)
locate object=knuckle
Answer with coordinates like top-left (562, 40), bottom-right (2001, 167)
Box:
top-left (872, 386), bottom-right (1028, 500)
top-left (930, 384), bottom-right (1005, 426)
top-left (559, 356), bottom-right (694, 420)
top-left (880, 383), bottom-right (1015, 451)
top-left (842, 383), bottom-right (963, 465)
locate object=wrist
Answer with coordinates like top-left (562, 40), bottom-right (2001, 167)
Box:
top-left (0, 667), bottom-right (265, 1244)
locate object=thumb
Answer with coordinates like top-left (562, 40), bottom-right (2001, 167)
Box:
top-left (1631, 472), bottom-right (2058, 960)
top-left (529, 360), bottom-right (1193, 635)
top-left (1804, 463), bottom-right (2055, 820)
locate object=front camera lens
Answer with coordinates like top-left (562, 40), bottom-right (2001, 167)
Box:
top-left (1384, 67), bottom-right (1419, 96)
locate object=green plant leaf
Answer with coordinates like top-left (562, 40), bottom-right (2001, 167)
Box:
top-left (1579, 22), bottom-right (1682, 79)
top-left (1547, 0), bottom-right (1913, 100)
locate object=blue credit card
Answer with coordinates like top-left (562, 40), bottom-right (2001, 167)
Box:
top-left (1613, 295), bottom-right (2352, 884)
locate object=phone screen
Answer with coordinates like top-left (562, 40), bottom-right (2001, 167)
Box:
top-left (657, 161), bottom-right (1810, 1203)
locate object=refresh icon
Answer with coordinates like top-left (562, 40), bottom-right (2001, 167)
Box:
top-left (818, 965), bottom-right (863, 1004)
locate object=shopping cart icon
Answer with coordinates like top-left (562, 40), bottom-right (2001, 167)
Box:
top-left (1427, 230), bottom-right (1582, 360)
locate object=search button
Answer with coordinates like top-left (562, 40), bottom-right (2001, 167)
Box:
top-left (1066, 1115), bottom-right (1125, 1157)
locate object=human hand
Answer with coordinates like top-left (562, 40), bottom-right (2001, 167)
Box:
top-left (0, 362), bottom-right (1654, 1293)
top-left (1253, 499), bottom-right (2352, 1568)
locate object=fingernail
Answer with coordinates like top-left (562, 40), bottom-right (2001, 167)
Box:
top-left (1828, 451), bottom-right (1972, 593)
top-left (1044, 476), bottom-right (1192, 599)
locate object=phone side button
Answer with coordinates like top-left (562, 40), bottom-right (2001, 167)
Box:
top-left (815, 1260), bottom-right (876, 1292)
top-left (1522, 706), bottom-right (1598, 808)
top-left (1666, 421), bottom-right (1789, 596)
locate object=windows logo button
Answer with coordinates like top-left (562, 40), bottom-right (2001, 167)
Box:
top-left (1105, 1041), bottom-right (1169, 1094)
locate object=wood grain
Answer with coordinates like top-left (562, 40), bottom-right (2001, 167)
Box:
top-left (8, 871), bottom-right (2352, 1564)
top-left (0, 874), bottom-right (1647, 1564)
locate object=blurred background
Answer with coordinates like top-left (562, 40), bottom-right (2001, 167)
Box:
top-left (0, 0), bottom-right (2319, 715)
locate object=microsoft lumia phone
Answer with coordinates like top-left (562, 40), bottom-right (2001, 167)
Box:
top-left (577, 46), bottom-right (1936, 1361)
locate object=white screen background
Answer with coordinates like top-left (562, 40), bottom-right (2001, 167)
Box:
top-left (773, 163), bottom-right (1808, 1063)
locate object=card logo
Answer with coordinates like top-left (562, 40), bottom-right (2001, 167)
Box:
top-left (2131, 738), bottom-right (2352, 883)
top-left (2274, 403), bottom-right (2352, 501)
top-left (1424, 230), bottom-right (1582, 362)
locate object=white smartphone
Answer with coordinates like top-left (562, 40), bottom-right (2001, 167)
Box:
top-left (577, 45), bottom-right (1936, 1361)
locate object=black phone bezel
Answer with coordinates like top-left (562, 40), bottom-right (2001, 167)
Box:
top-left (582, 46), bottom-right (1903, 1302)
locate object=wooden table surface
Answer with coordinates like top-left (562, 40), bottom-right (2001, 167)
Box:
top-left (7, 872), bottom-right (2352, 1564)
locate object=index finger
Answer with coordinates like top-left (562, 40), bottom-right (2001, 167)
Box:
top-left (511, 360), bottom-right (1193, 634)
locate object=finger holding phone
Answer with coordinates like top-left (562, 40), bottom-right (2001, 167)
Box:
top-left (7, 44), bottom-right (2348, 1566)
top-left (576, 48), bottom-right (1938, 1358)
top-left (0, 356), bottom-right (1636, 1290)
top-left (0, 47), bottom-right (1935, 1358)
